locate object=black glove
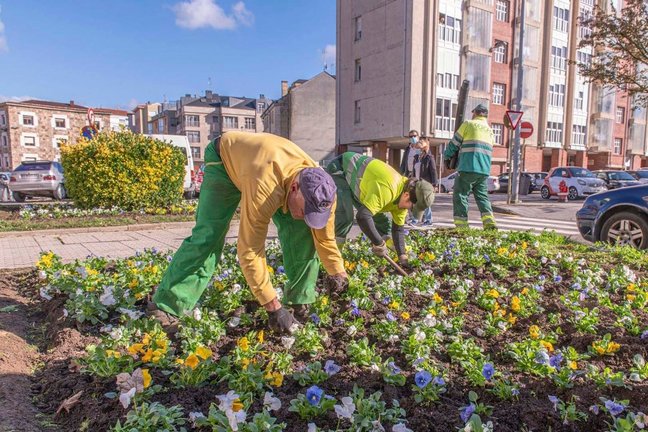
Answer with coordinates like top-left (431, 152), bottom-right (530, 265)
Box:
top-left (268, 307), bottom-right (298, 334)
top-left (324, 274), bottom-right (349, 297)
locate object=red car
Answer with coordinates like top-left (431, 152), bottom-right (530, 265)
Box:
top-left (194, 164), bottom-right (205, 197)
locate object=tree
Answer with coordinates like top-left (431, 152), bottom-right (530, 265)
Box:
top-left (578, 0), bottom-right (648, 106)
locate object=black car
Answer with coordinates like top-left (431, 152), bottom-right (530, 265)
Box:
top-left (628, 170), bottom-right (648, 184)
top-left (576, 185), bottom-right (648, 249)
top-left (593, 170), bottom-right (642, 190)
top-left (496, 172), bottom-right (537, 194)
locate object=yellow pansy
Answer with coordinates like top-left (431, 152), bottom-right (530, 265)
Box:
top-left (269, 372), bottom-right (284, 387)
top-left (241, 358), bottom-right (250, 369)
top-left (321, 296), bottom-right (329, 306)
top-left (142, 369), bottom-right (152, 388)
top-left (257, 330), bottom-right (265, 344)
top-left (568, 361), bottom-right (577, 370)
top-left (529, 325), bottom-right (540, 340)
top-left (196, 346), bottom-right (212, 360)
top-left (128, 343), bottom-right (145, 355)
top-left (267, 265), bottom-right (275, 274)
top-left (507, 313), bottom-right (517, 325)
top-left (401, 312), bottom-right (410, 320)
top-left (521, 288), bottom-right (529, 295)
top-left (185, 354), bottom-right (200, 369)
top-left (389, 301), bottom-right (400, 310)
top-left (141, 349), bottom-right (154, 363)
top-left (626, 294), bottom-right (636, 302)
top-left (540, 340), bottom-right (554, 352)
top-left (238, 337), bottom-right (250, 352)
top-left (521, 241), bottom-right (528, 250)
top-left (175, 358), bottom-right (184, 365)
top-left (433, 293), bottom-right (443, 304)
top-left (487, 289), bottom-right (499, 299)
top-left (607, 342), bottom-right (620, 353)
top-left (511, 296), bottom-right (521, 313)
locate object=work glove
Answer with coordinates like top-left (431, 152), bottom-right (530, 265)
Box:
top-left (398, 254), bottom-right (409, 267)
top-left (324, 274), bottom-right (349, 297)
top-left (371, 242), bottom-right (389, 258)
top-left (268, 307), bottom-right (298, 335)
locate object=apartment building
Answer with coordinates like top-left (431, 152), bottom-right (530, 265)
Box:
top-left (337, 0), bottom-right (648, 175)
top-left (0, 100), bottom-right (125, 170)
top-left (131, 103), bottom-right (162, 134)
top-left (262, 72), bottom-right (337, 163)
top-left (146, 91), bottom-right (271, 169)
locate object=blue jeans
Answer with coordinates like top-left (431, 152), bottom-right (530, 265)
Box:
top-left (422, 207), bottom-right (433, 224)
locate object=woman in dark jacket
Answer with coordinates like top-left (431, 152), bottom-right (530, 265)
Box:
top-left (414, 136), bottom-right (437, 225)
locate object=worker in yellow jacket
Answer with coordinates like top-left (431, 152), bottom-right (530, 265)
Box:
top-left (149, 132), bottom-right (347, 334)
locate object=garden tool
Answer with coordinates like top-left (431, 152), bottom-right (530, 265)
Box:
top-left (383, 254), bottom-right (409, 277)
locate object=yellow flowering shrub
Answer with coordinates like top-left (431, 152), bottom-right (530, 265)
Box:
top-left (61, 131), bottom-right (185, 210)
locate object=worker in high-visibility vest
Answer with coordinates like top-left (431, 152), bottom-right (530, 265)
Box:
top-left (326, 152), bottom-right (435, 266)
top-left (443, 103), bottom-right (497, 230)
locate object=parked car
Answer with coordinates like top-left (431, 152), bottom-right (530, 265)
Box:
top-left (576, 184), bottom-right (648, 249)
top-left (9, 161), bottom-right (66, 201)
top-left (540, 166), bottom-right (607, 200)
top-left (593, 170), bottom-right (642, 190)
top-left (147, 134), bottom-right (196, 198)
top-left (528, 172), bottom-right (548, 192)
top-left (439, 172), bottom-right (499, 193)
top-left (495, 172), bottom-right (535, 194)
top-left (628, 170), bottom-right (648, 184)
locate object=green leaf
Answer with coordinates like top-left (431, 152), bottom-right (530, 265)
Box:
top-left (0, 305), bottom-right (18, 313)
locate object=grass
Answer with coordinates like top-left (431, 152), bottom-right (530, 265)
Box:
top-left (0, 213), bottom-right (195, 232)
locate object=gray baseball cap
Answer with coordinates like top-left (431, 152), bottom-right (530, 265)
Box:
top-left (412, 179), bottom-right (436, 220)
top-left (300, 167), bottom-right (337, 229)
top-left (472, 103), bottom-right (489, 115)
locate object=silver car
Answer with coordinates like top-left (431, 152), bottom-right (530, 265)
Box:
top-left (9, 161), bottom-right (67, 201)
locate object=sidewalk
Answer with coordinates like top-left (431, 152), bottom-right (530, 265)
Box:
top-left (0, 221), bottom-right (263, 269)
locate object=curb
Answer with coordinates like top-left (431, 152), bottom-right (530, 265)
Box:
top-left (492, 205), bottom-right (521, 216)
top-left (0, 221), bottom-right (197, 238)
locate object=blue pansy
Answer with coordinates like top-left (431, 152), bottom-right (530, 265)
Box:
top-left (460, 403), bottom-right (476, 423)
top-left (324, 360), bottom-right (341, 376)
top-left (482, 363), bottom-right (495, 381)
top-left (604, 399), bottom-right (625, 417)
top-left (415, 370), bottom-right (432, 388)
top-left (306, 385), bottom-right (324, 406)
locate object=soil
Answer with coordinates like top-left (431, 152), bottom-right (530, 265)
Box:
top-left (2, 255), bottom-right (647, 431)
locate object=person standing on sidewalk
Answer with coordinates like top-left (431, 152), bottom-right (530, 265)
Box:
top-left (443, 104), bottom-right (497, 230)
top-left (413, 135), bottom-right (437, 226)
top-left (400, 130), bottom-right (420, 178)
top-left (149, 131), bottom-right (348, 335)
top-left (326, 152), bottom-right (435, 267)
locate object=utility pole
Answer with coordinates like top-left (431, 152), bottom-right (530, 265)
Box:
top-left (509, 0), bottom-right (525, 205)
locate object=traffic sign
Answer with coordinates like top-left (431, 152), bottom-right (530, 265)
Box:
top-left (505, 110), bottom-right (524, 130)
top-left (520, 121), bottom-right (534, 139)
top-left (87, 108), bottom-right (95, 124)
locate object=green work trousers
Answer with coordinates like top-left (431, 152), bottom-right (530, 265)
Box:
top-left (326, 158), bottom-right (391, 241)
top-left (452, 171), bottom-right (497, 230)
top-left (153, 143), bottom-right (321, 316)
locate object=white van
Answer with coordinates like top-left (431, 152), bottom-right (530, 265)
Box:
top-left (147, 134), bottom-right (196, 198)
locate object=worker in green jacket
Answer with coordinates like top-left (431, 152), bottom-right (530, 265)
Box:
top-left (443, 103), bottom-right (497, 230)
top-left (326, 152), bottom-right (436, 266)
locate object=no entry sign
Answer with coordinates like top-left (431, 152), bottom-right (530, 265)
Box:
top-left (520, 121), bottom-right (534, 139)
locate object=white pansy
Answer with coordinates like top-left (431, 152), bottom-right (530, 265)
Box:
top-left (39, 287), bottom-right (53, 301)
top-left (347, 325), bottom-right (357, 336)
top-left (38, 270), bottom-right (47, 280)
top-left (263, 392), bottom-right (281, 411)
top-left (393, 424), bottom-right (414, 432)
top-left (228, 317), bottom-right (241, 327)
top-left (414, 328), bottom-right (426, 342)
top-left (308, 423), bottom-right (318, 432)
top-left (281, 336), bottom-right (295, 349)
top-left (423, 314), bottom-right (437, 327)
top-left (62, 308), bottom-right (69, 318)
top-left (371, 420), bottom-right (386, 432)
top-left (334, 396), bottom-right (356, 420)
top-left (99, 286), bottom-right (116, 306)
top-left (193, 308), bottom-right (202, 321)
top-left (232, 283), bottom-right (242, 294)
top-left (119, 387), bottom-right (136, 409)
top-left (188, 411), bottom-right (205, 426)
top-left (541, 257), bottom-right (548, 264)
top-left (110, 327), bottom-right (123, 340)
top-left (118, 308), bottom-right (144, 320)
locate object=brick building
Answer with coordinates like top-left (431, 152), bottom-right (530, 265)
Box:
top-left (0, 100), bottom-right (127, 170)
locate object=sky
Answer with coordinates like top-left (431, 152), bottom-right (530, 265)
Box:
top-left (0, 0), bottom-right (336, 109)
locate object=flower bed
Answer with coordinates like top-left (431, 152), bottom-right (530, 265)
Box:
top-left (16, 200), bottom-right (198, 220)
top-left (31, 230), bottom-right (648, 431)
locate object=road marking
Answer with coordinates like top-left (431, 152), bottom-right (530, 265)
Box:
top-left (415, 217), bottom-right (580, 237)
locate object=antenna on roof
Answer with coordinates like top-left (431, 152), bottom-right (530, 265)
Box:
top-left (208, 77), bottom-right (212, 89)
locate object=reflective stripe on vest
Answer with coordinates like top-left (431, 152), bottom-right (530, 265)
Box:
top-left (459, 140), bottom-right (493, 156)
top-left (344, 153), bottom-right (372, 199)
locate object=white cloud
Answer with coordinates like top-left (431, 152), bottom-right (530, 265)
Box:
top-left (0, 5), bottom-right (8, 53)
top-left (172, 0), bottom-right (254, 30)
top-left (321, 44), bottom-right (336, 70)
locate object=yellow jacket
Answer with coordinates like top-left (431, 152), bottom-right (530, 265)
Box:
top-left (219, 131), bottom-right (345, 305)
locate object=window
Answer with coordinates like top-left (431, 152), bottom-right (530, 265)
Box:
top-left (187, 131), bottom-right (201, 143)
top-left (354, 16), bottom-right (362, 41)
top-left (256, 102), bottom-right (265, 113)
top-left (354, 100), bottom-right (361, 124)
top-left (576, 51), bottom-right (592, 67)
top-left (616, 107), bottom-right (625, 123)
top-left (191, 146), bottom-right (201, 159)
top-left (158, 119), bottom-right (164, 131)
top-left (147, 123), bottom-right (153, 134)
top-left (572, 125), bottom-right (587, 146)
top-left (435, 98), bottom-right (458, 132)
top-left (496, 0), bottom-right (509, 22)
top-left (553, 6), bottom-right (569, 33)
top-left (52, 136), bottom-right (68, 148)
top-left (545, 121), bottom-right (564, 144)
top-left (3, 156), bottom-right (8, 168)
top-left (185, 115), bottom-right (200, 127)
top-left (244, 117), bottom-right (256, 129)
top-left (223, 116), bottom-right (238, 129)
top-left (492, 83), bottom-right (506, 105)
top-left (436, 72), bottom-right (460, 89)
top-left (94, 120), bottom-right (102, 130)
top-left (22, 115), bottom-right (34, 126)
top-left (54, 117), bottom-right (66, 128)
top-left (579, 7), bottom-right (592, 39)
top-left (493, 41), bottom-right (507, 64)
top-left (614, 138), bottom-right (622, 154)
top-left (492, 123), bottom-right (504, 145)
top-left (575, 91), bottom-right (584, 110)
top-left (549, 83), bottom-right (566, 107)
top-left (439, 14), bottom-right (462, 44)
top-left (0, 113), bottom-right (5, 126)
top-left (23, 135), bottom-right (36, 147)
top-left (551, 46), bottom-right (568, 71)
top-left (355, 59), bottom-right (362, 82)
